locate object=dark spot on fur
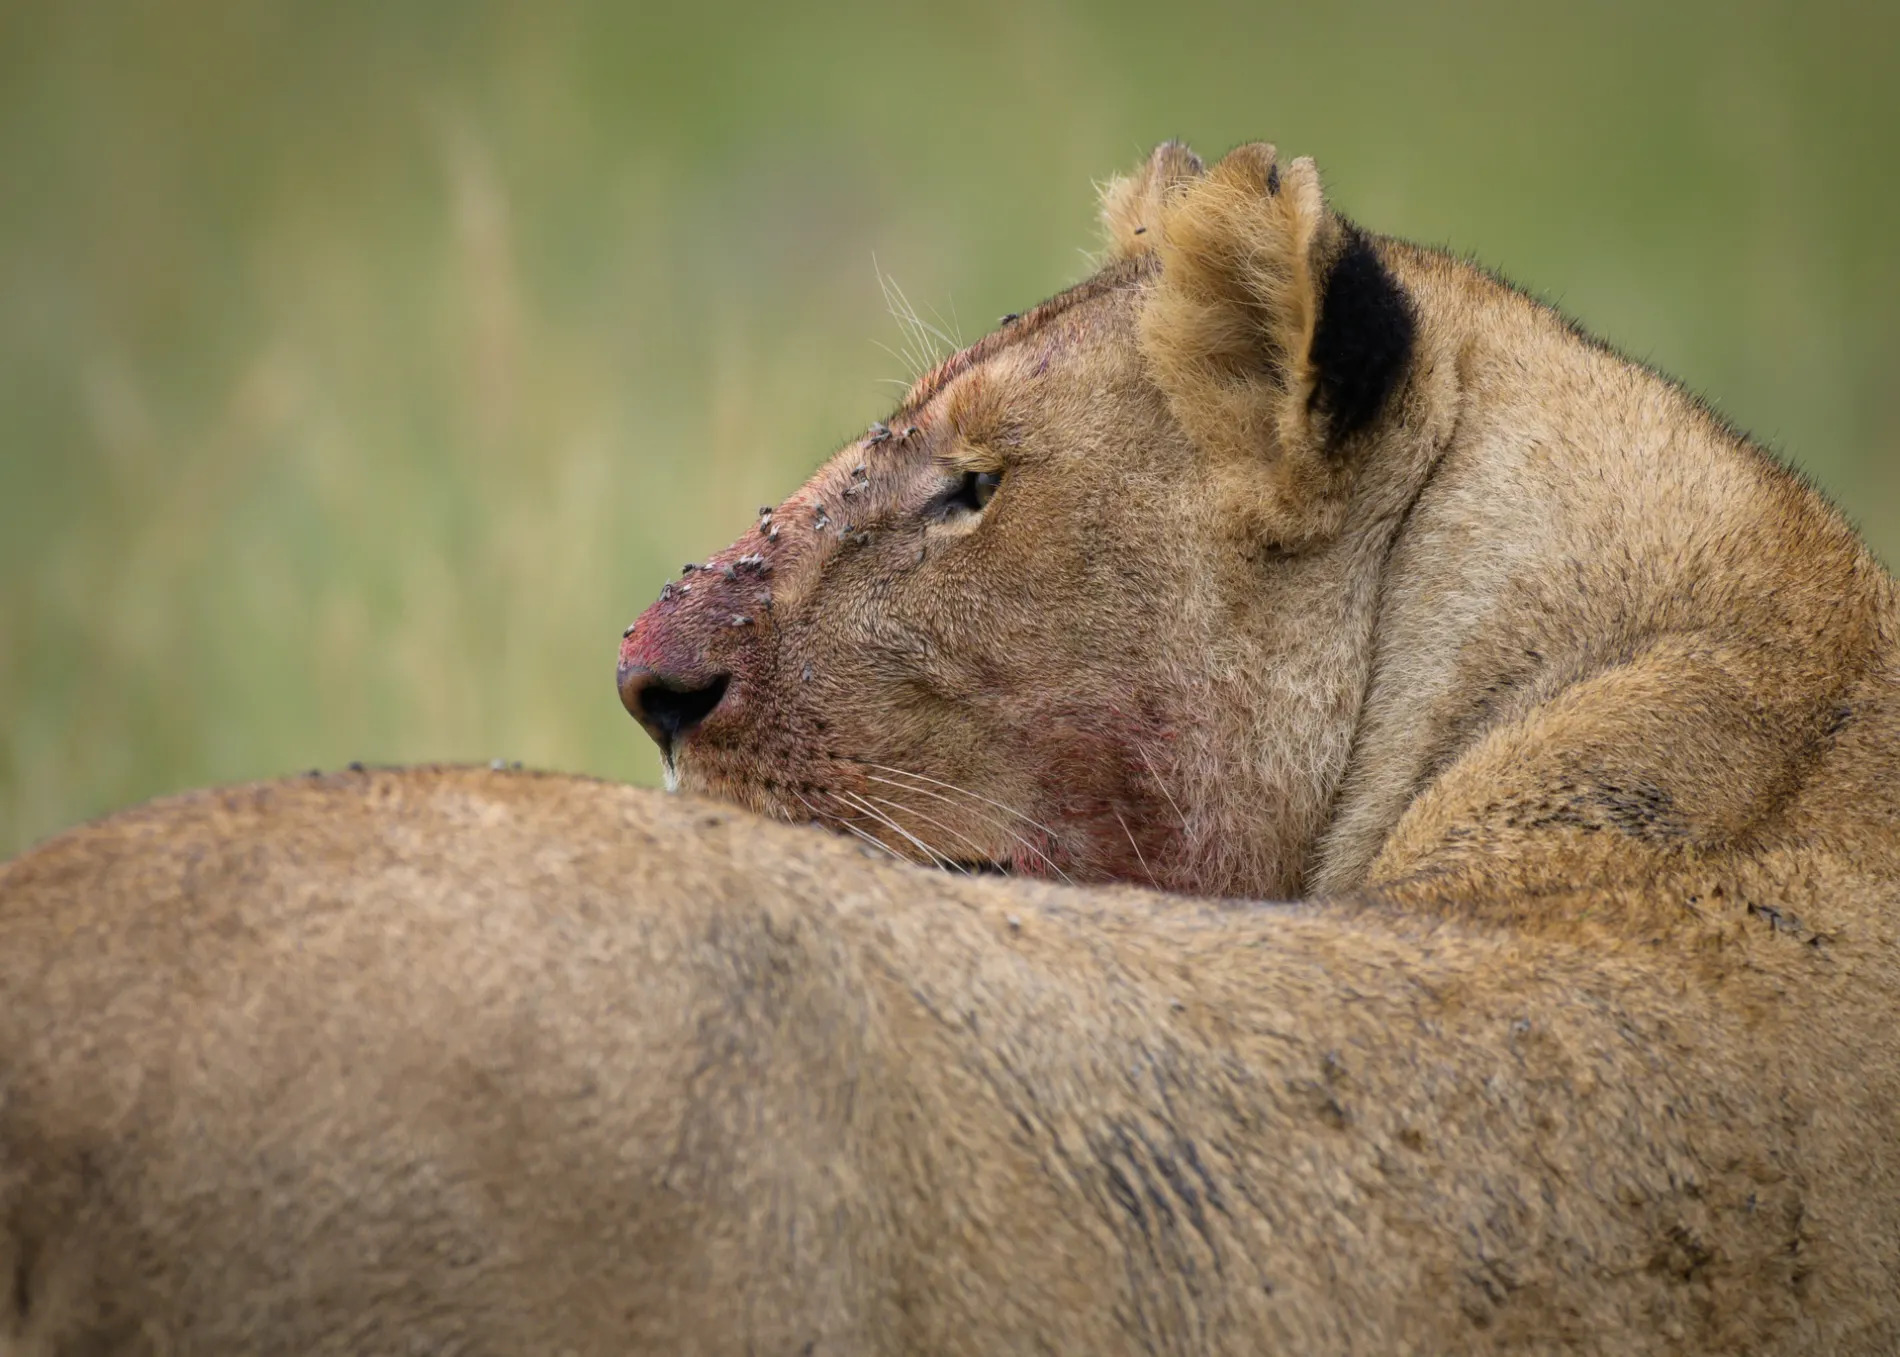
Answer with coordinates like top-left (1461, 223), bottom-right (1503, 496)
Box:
top-left (13, 1238), bottom-right (31, 1321)
top-left (1519, 776), bottom-right (1688, 843)
top-left (1592, 779), bottom-right (1686, 839)
top-left (1265, 162), bottom-right (1280, 197)
top-left (1746, 900), bottom-right (1805, 937)
top-left (1309, 224), bottom-right (1416, 444)
top-left (1648, 1224), bottom-right (1716, 1282)
top-left (1104, 1160), bottom-right (1145, 1222)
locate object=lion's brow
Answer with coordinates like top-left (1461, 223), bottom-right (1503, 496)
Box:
top-left (892, 256), bottom-right (1153, 418)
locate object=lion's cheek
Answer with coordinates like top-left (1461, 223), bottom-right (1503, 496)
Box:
top-left (1010, 699), bottom-right (1186, 886)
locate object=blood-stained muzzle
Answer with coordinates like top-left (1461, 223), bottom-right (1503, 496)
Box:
top-left (613, 418), bottom-right (930, 768)
top-left (617, 505), bottom-right (791, 758)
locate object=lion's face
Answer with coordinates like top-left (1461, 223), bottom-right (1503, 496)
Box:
top-left (621, 269), bottom-right (1206, 887)
top-left (619, 143), bottom-right (1421, 896)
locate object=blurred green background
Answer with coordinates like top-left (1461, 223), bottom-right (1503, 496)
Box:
top-left (2, 0), bottom-right (1896, 854)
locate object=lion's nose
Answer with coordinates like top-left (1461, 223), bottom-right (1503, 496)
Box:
top-left (617, 662), bottom-right (732, 751)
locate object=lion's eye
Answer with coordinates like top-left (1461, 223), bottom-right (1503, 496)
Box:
top-left (949, 469), bottom-right (1002, 514)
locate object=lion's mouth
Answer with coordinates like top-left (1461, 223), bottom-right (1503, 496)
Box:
top-left (947, 859), bottom-right (1012, 877)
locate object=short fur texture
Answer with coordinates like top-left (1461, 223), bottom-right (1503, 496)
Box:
top-left (5, 767), bottom-right (1900, 1353)
top-left (6, 141), bottom-right (1900, 1351)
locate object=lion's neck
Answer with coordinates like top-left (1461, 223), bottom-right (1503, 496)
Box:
top-left (1306, 260), bottom-right (1894, 897)
top-left (1177, 313), bottom-right (1464, 902)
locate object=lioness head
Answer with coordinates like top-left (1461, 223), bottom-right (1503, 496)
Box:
top-left (619, 142), bottom-right (1435, 898)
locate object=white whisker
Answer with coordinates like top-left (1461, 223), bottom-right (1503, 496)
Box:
top-left (874, 260), bottom-right (934, 376)
top-left (1135, 744), bottom-right (1191, 840)
top-left (794, 789), bottom-right (902, 863)
top-left (857, 772), bottom-right (1071, 884)
top-left (926, 296), bottom-right (964, 350)
top-left (837, 818), bottom-right (905, 861)
top-left (861, 791), bottom-right (996, 872)
top-left (835, 789), bottom-right (964, 874)
top-left (856, 763), bottom-right (1067, 842)
top-left (884, 271), bottom-right (958, 357)
top-left (1114, 808), bottom-right (1161, 889)
top-left (870, 338), bottom-right (921, 387)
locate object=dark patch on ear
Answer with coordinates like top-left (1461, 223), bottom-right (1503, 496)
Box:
top-left (1265, 162), bottom-right (1281, 197)
top-left (1309, 225), bottom-right (1415, 443)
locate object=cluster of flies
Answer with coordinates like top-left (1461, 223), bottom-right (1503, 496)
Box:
top-left (628, 420), bottom-right (919, 639)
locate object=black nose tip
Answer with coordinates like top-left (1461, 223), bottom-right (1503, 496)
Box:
top-left (617, 663), bottom-right (732, 750)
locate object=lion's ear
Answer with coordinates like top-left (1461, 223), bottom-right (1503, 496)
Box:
top-left (1099, 141), bottom-right (1204, 259)
top-left (1140, 143), bottom-right (1415, 549)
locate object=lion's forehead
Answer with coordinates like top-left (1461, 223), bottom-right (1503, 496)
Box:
top-left (892, 258), bottom-right (1150, 420)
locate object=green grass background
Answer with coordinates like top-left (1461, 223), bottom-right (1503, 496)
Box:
top-left (3, 0), bottom-right (1896, 855)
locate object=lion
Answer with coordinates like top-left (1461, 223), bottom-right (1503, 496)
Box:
top-left (619, 140), bottom-right (1898, 911)
top-left (3, 142), bottom-right (1898, 1353)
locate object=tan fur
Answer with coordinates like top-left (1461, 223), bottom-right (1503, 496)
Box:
top-left (1097, 139), bottom-right (1204, 257)
top-left (7, 142), bottom-right (1900, 1351)
top-left (1137, 145), bottom-right (1351, 545)
top-left (5, 767), bottom-right (1899, 1353)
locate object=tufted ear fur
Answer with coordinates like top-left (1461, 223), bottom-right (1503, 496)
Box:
top-left (1139, 143), bottom-right (1415, 549)
top-left (1099, 141), bottom-right (1205, 259)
